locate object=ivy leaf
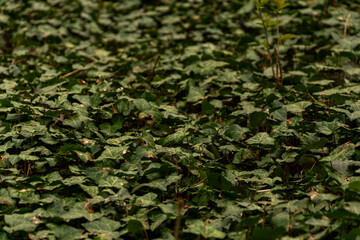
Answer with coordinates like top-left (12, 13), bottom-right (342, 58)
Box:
top-left (97, 146), bottom-right (128, 161)
top-left (133, 98), bottom-right (151, 111)
top-left (321, 142), bottom-right (355, 162)
top-left (80, 184), bottom-right (99, 197)
top-left (246, 132), bottom-right (275, 145)
top-left (224, 124), bottom-right (249, 141)
top-left (271, 212), bottom-right (290, 229)
top-left (128, 219), bottom-right (144, 234)
top-left (164, 130), bottom-right (189, 145)
top-left (186, 60), bottom-right (228, 75)
top-left (150, 213), bottom-right (167, 232)
top-left (136, 193), bottom-right (158, 207)
top-left (60, 202), bottom-right (103, 221)
top-left (186, 219), bottom-right (226, 239)
top-left (141, 131), bottom-right (155, 148)
top-left (317, 120), bottom-right (339, 135)
top-left (270, 108), bottom-right (287, 122)
top-left (98, 175), bottom-right (127, 189)
top-left (202, 100), bottom-right (215, 116)
top-left (4, 213), bottom-right (38, 233)
top-left (187, 86), bottom-right (204, 102)
top-left (47, 224), bottom-right (83, 240)
top-left (283, 101), bottom-right (312, 114)
top-left (83, 217), bottom-right (121, 239)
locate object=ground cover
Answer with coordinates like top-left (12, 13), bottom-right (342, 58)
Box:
top-left (0, 0), bottom-right (360, 239)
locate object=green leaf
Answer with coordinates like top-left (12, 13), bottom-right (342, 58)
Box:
top-left (97, 146), bottom-right (128, 161)
top-left (283, 101), bottom-right (312, 114)
top-left (348, 181), bottom-right (360, 193)
top-left (4, 213), bottom-right (38, 233)
top-left (186, 219), bottom-right (226, 239)
top-left (0, 189), bottom-right (15, 206)
top-left (0, 141), bottom-right (14, 152)
top-left (246, 132), bottom-right (275, 145)
top-left (202, 100), bottom-right (215, 116)
top-left (316, 120), bottom-right (339, 135)
top-left (59, 202), bottom-right (103, 221)
top-left (84, 167), bottom-right (108, 183)
top-left (141, 131), bottom-right (155, 148)
top-left (305, 218), bottom-right (330, 227)
top-left (186, 60), bottom-right (228, 75)
top-left (164, 130), bottom-right (189, 145)
top-left (249, 227), bottom-right (285, 240)
top-left (133, 99), bottom-right (151, 111)
top-left (278, 34), bottom-right (295, 44)
top-left (271, 212), bottom-right (290, 229)
top-left (149, 213), bottom-right (167, 232)
top-left (138, 179), bottom-right (167, 191)
top-left (344, 228), bottom-right (360, 240)
top-left (47, 224), bottom-right (83, 240)
top-left (321, 142), bottom-right (355, 162)
top-left (224, 124), bottom-right (249, 141)
top-left (63, 115), bottom-right (85, 129)
top-left (98, 175), bottom-right (127, 189)
top-left (270, 108), bottom-right (287, 122)
top-left (187, 86), bottom-right (205, 102)
top-left (127, 219), bottom-right (144, 234)
top-left (63, 176), bottom-right (86, 186)
top-left (298, 154), bottom-right (316, 166)
top-left (136, 193), bottom-right (158, 207)
top-left (80, 184), bottom-right (99, 197)
top-left (83, 217), bottom-right (121, 239)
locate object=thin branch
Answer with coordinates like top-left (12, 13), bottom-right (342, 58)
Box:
top-left (146, 54), bottom-right (160, 90)
top-left (255, 189), bottom-right (272, 193)
top-left (179, 177), bottom-right (207, 194)
top-left (308, 93), bottom-right (330, 116)
top-left (309, 161), bottom-right (317, 171)
top-left (60, 69), bottom-right (82, 79)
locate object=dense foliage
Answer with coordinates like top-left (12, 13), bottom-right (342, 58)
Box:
top-left (1, 0), bottom-right (360, 239)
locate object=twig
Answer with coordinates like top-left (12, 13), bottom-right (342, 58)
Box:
top-left (309, 161), bottom-right (317, 171)
top-left (344, 13), bottom-right (351, 39)
top-left (60, 69), bottom-right (82, 79)
top-left (255, 189), bottom-right (272, 193)
top-left (308, 93), bottom-right (330, 116)
top-left (179, 177), bottom-right (207, 194)
top-left (146, 54), bottom-right (160, 90)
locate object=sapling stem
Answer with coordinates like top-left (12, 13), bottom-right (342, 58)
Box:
top-left (258, 8), bottom-right (276, 81)
top-left (174, 198), bottom-right (183, 240)
top-left (274, 47), bottom-right (282, 85)
top-left (344, 13), bottom-right (351, 39)
top-left (275, 15), bottom-right (283, 84)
